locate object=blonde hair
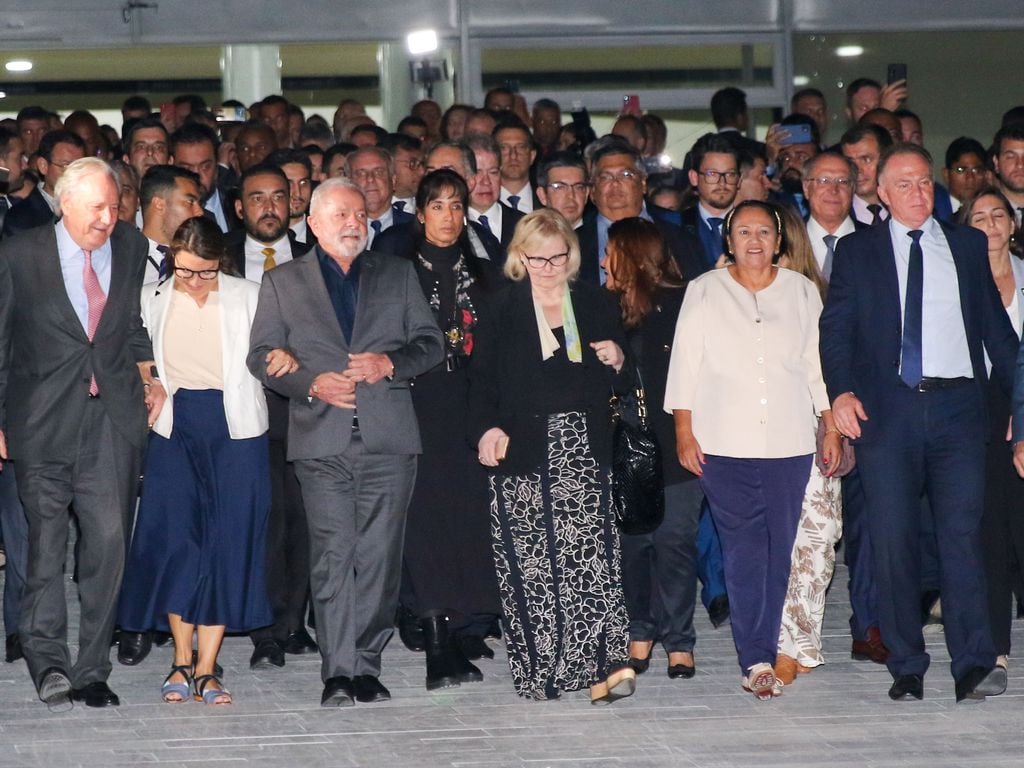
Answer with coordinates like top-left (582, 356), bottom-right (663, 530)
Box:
top-left (503, 208), bottom-right (581, 282)
top-left (54, 157), bottom-right (118, 216)
top-left (777, 205), bottom-right (827, 300)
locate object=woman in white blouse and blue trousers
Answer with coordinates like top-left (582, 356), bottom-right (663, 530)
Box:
top-left (666, 201), bottom-right (842, 700)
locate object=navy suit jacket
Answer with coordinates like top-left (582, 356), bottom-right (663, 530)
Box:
top-left (2, 188), bottom-right (55, 239)
top-left (819, 219), bottom-right (1018, 445)
top-left (577, 207), bottom-right (706, 285)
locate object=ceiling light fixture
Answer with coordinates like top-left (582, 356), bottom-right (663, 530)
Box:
top-left (5, 59), bottom-right (33, 72)
top-left (835, 45), bottom-right (864, 58)
top-left (406, 30), bottom-right (438, 56)
top-left (793, 75), bottom-right (810, 86)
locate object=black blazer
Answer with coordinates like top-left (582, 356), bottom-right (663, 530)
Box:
top-left (622, 285), bottom-right (696, 486)
top-left (0, 221), bottom-right (152, 461)
top-left (819, 219), bottom-right (1017, 445)
top-left (225, 229), bottom-right (313, 279)
top-left (374, 219), bottom-right (506, 267)
top-left (467, 279), bottom-right (628, 476)
top-left (2, 188), bottom-right (55, 239)
top-left (496, 202), bottom-right (525, 249)
top-left (577, 207), bottom-right (706, 286)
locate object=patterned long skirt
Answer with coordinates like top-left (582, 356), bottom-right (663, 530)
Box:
top-left (777, 460), bottom-right (843, 667)
top-left (489, 411), bottom-right (630, 700)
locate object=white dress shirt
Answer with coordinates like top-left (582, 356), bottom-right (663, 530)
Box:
top-left (500, 184), bottom-right (534, 213)
top-left (806, 216), bottom-right (857, 275)
top-left (890, 216), bottom-right (972, 379)
top-left (852, 195), bottom-right (888, 225)
top-left (664, 267), bottom-right (830, 459)
top-left (367, 208), bottom-right (394, 249)
top-left (144, 236), bottom-right (166, 285)
top-left (469, 202), bottom-right (504, 242)
top-left (290, 215), bottom-right (310, 245)
top-left (244, 233), bottom-right (293, 284)
top-left (204, 188), bottom-right (229, 233)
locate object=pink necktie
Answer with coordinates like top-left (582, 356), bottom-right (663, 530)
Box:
top-left (83, 250), bottom-right (107, 395)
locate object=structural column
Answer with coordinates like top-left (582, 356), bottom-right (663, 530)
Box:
top-left (222, 44), bottom-right (282, 105)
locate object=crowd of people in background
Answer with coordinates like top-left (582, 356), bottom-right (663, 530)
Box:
top-left (2, 73), bottom-right (1024, 710)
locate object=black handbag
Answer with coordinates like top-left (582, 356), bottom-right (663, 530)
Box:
top-left (610, 364), bottom-right (665, 535)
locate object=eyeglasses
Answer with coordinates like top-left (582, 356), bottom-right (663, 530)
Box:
top-left (396, 158), bottom-right (423, 170)
top-left (174, 266), bottom-right (219, 280)
top-left (595, 169), bottom-right (641, 185)
top-left (499, 143), bottom-right (532, 156)
top-left (696, 169), bottom-right (739, 185)
top-left (351, 167), bottom-right (389, 181)
top-left (546, 181), bottom-right (590, 193)
top-left (808, 176), bottom-right (853, 189)
top-left (952, 165), bottom-right (985, 177)
top-left (522, 251), bottom-right (569, 268)
top-left (131, 142), bottom-right (167, 155)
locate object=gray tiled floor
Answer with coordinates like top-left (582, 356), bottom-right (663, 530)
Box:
top-left (1, 556), bottom-right (1023, 767)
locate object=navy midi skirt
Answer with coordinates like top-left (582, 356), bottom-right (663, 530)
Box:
top-left (118, 389), bottom-right (273, 633)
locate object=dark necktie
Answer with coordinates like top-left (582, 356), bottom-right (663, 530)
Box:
top-left (508, 194), bottom-right (521, 211)
top-left (822, 234), bottom-right (837, 282)
top-left (0, 197), bottom-right (9, 214)
top-left (392, 200), bottom-right (406, 213)
top-left (156, 244), bottom-right (169, 278)
top-left (371, 220), bottom-right (382, 235)
top-left (867, 204), bottom-right (883, 226)
top-left (707, 217), bottom-right (724, 262)
top-left (900, 229), bottom-right (925, 388)
top-left (83, 250), bottom-right (107, 396)
top-left (477, 214), bottom-right (490, 233)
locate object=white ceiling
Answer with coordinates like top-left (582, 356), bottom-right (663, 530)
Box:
top-left (1, 0), bottom-right (1022, 49)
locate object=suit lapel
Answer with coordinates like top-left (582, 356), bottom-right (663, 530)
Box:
top-left (351, 251), bottom-right (377, 346)
top-left (872, 225), bottom-right (904, 353)
top-left (96, 228), bottom-right (132, 340)
top-left (299, 252), bottom-right (348, 350)
top-left (38, 227), bottom-right (91, 342)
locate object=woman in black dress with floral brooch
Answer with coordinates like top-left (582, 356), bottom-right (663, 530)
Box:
top-left (401, 169), bottom-right (503, 691)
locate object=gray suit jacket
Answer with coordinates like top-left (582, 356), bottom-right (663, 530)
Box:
top-left (247, 248), bottom-right (444, 460)
top-left (0, 221), bottom-right (153, 462)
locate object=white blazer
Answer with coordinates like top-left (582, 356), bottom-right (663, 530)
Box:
top-left (142, 273), bottom-right (269, 439)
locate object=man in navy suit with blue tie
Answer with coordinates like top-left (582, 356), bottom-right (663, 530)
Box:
top-left (820, 143), bottom-right (1018, 704)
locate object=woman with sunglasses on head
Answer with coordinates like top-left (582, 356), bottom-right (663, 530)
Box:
top-left (118, 216), bottom-right (296, 706)
top-left (959, 186), bottom-right (1024, 677)
top-left (468, 208), bottom-right (636, 704)
top-left (666, 200), bottom-right (841, 700)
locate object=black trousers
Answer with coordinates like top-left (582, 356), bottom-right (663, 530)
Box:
top-left (982, 435), bottom-right (1024, 655)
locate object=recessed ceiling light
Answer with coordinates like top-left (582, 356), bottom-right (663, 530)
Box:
top-left (793, 75), bottom-right (810, 86)
top-left (0, 91), bottom-right (6, 99)
top-left (5, 60), bottom-right (33, 72)
top-left (835, 45), bottom-right (864, 58)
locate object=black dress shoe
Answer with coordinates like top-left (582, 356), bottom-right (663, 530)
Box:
top-left (37, 667), bottom-right (72, 706)
top-left (667, 663), bottom-right (696, 679)
top-left (117, 631), bottom-right (153, 666)
top-left (321, 675), bottom-right (355, 707)
top-left (250, 638), bottom-right (285, 670)
top-left (5, 633), bottom-right (23, 663)
top-left (153, 631), bottom-right (173, 647)
top-left (352, 675), bottom-right (391, 703)
top-left (397, 605), bottom-right (425, 652)
top-left (888, 674), bottom-right (924, 701)
top-left (70, 681), bottom-right (120, 707)
top-left (283, 627), bottom-right (319, 655)
top-left (708, 595), bottom-right (730, 629)
top-left (449, 641), bottom-right (483, 683)
top-left (955, 665), bottom-right (1007, 704)
top-left (457, 634), bottom-right (494, 660)
top-left (627, 656), bottom-right (650, 674)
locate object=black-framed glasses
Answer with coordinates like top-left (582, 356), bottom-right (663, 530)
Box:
top-left (522, 251), bottom-right (569, 268)
top-left (174, 266), bottom-right (219, 280)
top-left (595, 169), bottom-right (641, 185)
top-left (697, 169), bottom-right (739, 185)
top-left (546, 181), bottom-right (590, 193)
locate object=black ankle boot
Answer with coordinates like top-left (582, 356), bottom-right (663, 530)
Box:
top-left (420, 615), bottom-right (461, 691)
top-left (449, 638), bottom-right (483, 683)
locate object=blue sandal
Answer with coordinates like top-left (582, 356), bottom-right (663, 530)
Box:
top-left (161, 664), bottom-right (192, 703)
top-left (193, 674), bottom-right (232, 705)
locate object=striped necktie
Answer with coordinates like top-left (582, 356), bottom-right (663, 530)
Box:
top-left (262, 247), bottom-right (276, 271)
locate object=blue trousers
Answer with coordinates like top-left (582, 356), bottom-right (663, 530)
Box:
top-left (855, 386), bottom-right (995, 681)
top-left (697, 498), bottom-right (728, 609)
top-left (700, 454), bottom-right (812, 672)
top-left (840, 468), bottom-right (879, 640)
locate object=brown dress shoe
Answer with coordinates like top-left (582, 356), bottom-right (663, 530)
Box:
top-left (774, 653), bottom-right (798, 685)
top-left (851, 625), bottom-right (889, 664)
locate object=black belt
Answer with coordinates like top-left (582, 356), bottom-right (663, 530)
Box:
top-left (914, 376), bottom-right (972, 392)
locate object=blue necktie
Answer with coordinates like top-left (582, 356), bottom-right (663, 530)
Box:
top-left (392, 200), bottom-right (406, 213)
top-left (707, 217), bottom-right (723, 264)
top-left (822, 234), bottom-right (837, 283)
top-left (477, 214), bottom-right (490, 233)
top-left (868, 204), bottom-right (883, 225)
top-left (900, 229), bottom-right (924, 388)
top-left (156, 244), bottom-right (169, 278)
top-left (508, 195), bottom-right (521, 211)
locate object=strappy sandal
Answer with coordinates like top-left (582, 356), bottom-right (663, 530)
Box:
top-left (161, 664), bottom-right (192, 703)
top-left (193, 674), bottom-right (232, 705)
